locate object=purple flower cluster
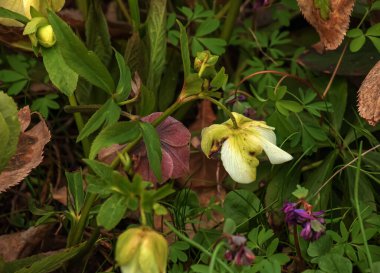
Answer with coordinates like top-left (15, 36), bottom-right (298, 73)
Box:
top-left (224, 234), bottom-right (255, 266)
top-left (283, 202), bottom-right (326, 241)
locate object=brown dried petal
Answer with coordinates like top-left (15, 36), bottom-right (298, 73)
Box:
top-left (297, 0), bottom-right (355, 52)
top-left (358, 61), bottom-right (380, 126)
top-left (0, 108), bottom-right (51, 192)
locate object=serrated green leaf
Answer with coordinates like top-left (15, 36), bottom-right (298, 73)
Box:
top-left (318, 253), bottom-right (352, 273)
top-left (42, 46), bottom-right (78, 97)
top-left (350, 35), bottom-right (366, 52)
top-left (210, 67), bottom-right (228, 89)
top-left (0, 69), bottom-right (25, 82)
top-left (89, 121), bottom-right (140, 159)
top-left (97, 194), bottom-right (128, 230)
top-left (30, 94), bottom-right (59, 119)
top-left (0, 92), bottom-right (20, 173)
top-left (8, 80), bottom-right (28, 95)
top-left (65, 171), bottom-right (84, 214)
top-left (197, 37), bottom-right (226, 55)
top-left (8, 242), bottom-right (86, 273)
top-left (139, 121), bottom-right (162, 182)
top-left (47, 11), bottom-right (115, 93)
top-left (114, 50), bottom-right (131, 101)
top-left (77, 98), bottom-right (121, 142)
top-left (276, 100), bottom-right (303, 113)
top-left (146, 0), bottom-right (167, 96)
top-left (304, 125), bottom-right (328, 141)
top-left (195, 18), bottom-right (219, 37)
top-left (85, 0), bottom-right (112, 65)
top-left (182, 73), bottom-right (203, 96)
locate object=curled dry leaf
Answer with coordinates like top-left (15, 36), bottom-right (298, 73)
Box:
top-left (297, 0), bottom-right (355, 52)
top-left (178, 100), bottom-right (227, 188)
top-left (0, 224), bottom-right (52, 262)
top-left (358, 61), bottom-right (380, 126)
top-left (0, 106), bottom-right (51, 192)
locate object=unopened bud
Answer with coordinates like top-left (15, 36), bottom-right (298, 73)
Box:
top-left (116, 226), bottom-right (168, 273)
top-left (36, 24), bottom-right (56, 48)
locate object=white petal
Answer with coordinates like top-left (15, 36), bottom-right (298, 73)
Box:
top-left (254, 127), bottom-right (293, 164)
top-left (221, 137), bottom-right (259, 183)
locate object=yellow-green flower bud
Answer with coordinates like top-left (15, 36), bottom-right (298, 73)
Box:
top-left (36, 24), bottom-right (56, 48)
top-left (115, 226), bottom-right (168, 273)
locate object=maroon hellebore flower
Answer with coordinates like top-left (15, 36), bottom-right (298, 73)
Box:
top-left (131, 112), bottom-right (191, 183)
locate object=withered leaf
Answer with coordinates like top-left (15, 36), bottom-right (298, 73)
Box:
top-left (0, 106), bottom-right (51, 192)
top-left (297, 0), bottom-right (355, 52)
top-left (358, 61), bottom-right (380, 126)
top-left (178, 100), bottom-right (227, 188)
top-left (0, 224), bottom-right (52, 262)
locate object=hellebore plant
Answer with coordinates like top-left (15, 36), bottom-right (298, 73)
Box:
top-left (201, 112), bottom-right (293, 183)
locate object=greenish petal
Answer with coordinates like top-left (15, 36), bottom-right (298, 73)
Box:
top-left (200, 124), bottom-right (231, 158)
top-left (220, 135), bottom-right (260, 183)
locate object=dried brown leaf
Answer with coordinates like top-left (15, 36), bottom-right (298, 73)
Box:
top-left (297, 0), bottom-right (355, 52)
top-left (179, 101), bottom-right (227, 188)
top-left (0, 224), bottom-right (52, 262)
top-left (0, 107), bottom-right (51, 192)
top-left (358, 61), bottom-right (380, 126)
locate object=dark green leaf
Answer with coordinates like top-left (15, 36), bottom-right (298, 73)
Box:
top-left (97, 194), bottom-right (128, 229)
top-left (89, 121), bottom-right (140, 159)
top-left (85, 0), bottom-right (112, 65)
top-left (182, 73), bottom-right (203, 96)
top-left (347, 28), bottom-right (363, 38)
top-left (146, 0), bottom-right (167, 95)
top-left (195, 18), bottom-right (219, 37)
top-left (48, 11), bottom-right (115, 93)
top-left (77, 98), bottom-right (121, 142)
top-left (0, 70), bottom-right (25, 82)
top-left (350, 35), bottom-right (366, 52)
top-left (307, 234), bottom-right (333, 257)
top-left (224, 190), bottom-right (262, 229)
top-left (0, 7), bottom-right (29, 24)
top-left (318, 253), bottom-right (352, 273)
top-left (65, 171), bottom-right (84, 214)
top-left (177, 20), bottom-right (191, 78)
top-left (210, 67), bottom-right (228, 90)
top-left (368, 36), bottom-right (380, 52)
top-left (8, 80), bottom-right (28, 96)
top-left (30, 94), bottom-right (60, 119)
top-left (139, 121), bottom-right (162, 182)
top-left (366, 23), bottom-right (380, 37)
top-left (114, 49), bottom-right (131, 101)
top-left (197, 38), bottom-right (226, 55)
top-left (7, 242), bottom-right (86, 273)
top-left (41, 46), bottom-right (78, 97)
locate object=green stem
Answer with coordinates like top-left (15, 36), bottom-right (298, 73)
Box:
top-left (128, 0), bottom-right (140, 30)
top-left (354, 142), bottom-right (373, 270)
top-left (67, 193), bottom-right (97, 247)
top-left (115, 0), bottom-right (132, 25)
top-left (209, 242), bottom-right (227, 273)
top-left (220, 0), bottom-right (242, 42)
top-left (215, 2), bottom-right (231, 20)
top-left (165, 221), bottom-right (234, 273)
top-left (202, 96), bottom-right (238, 128)
top-left (68, 95), bottom-right (90, 157)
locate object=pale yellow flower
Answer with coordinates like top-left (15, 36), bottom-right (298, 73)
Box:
top-left (201, 112), bottom-right (293, 183)
top-left (115, 227), bottom-right (168, 273)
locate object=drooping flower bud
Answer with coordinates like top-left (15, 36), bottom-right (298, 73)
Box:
top-left (115, 226), bottom-right (168, 273)
top-left (36, 24), bottom-right (56, 47)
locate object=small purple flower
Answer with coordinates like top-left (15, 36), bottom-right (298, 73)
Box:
top-left (282, 201), bottom-right (326, 241)
top-left (224, 234), bottom-right (255, 266)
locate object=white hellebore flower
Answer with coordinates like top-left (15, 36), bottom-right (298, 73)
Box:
top-left (201, 112), bottom-right (293, 184)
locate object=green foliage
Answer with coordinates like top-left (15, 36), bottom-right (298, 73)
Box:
top-left (0, 91), bottom-right (20, 172)
top-left (47, 11), bottom-right (115, 93)
top-left (30, 93), bottom-right (59, 118)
